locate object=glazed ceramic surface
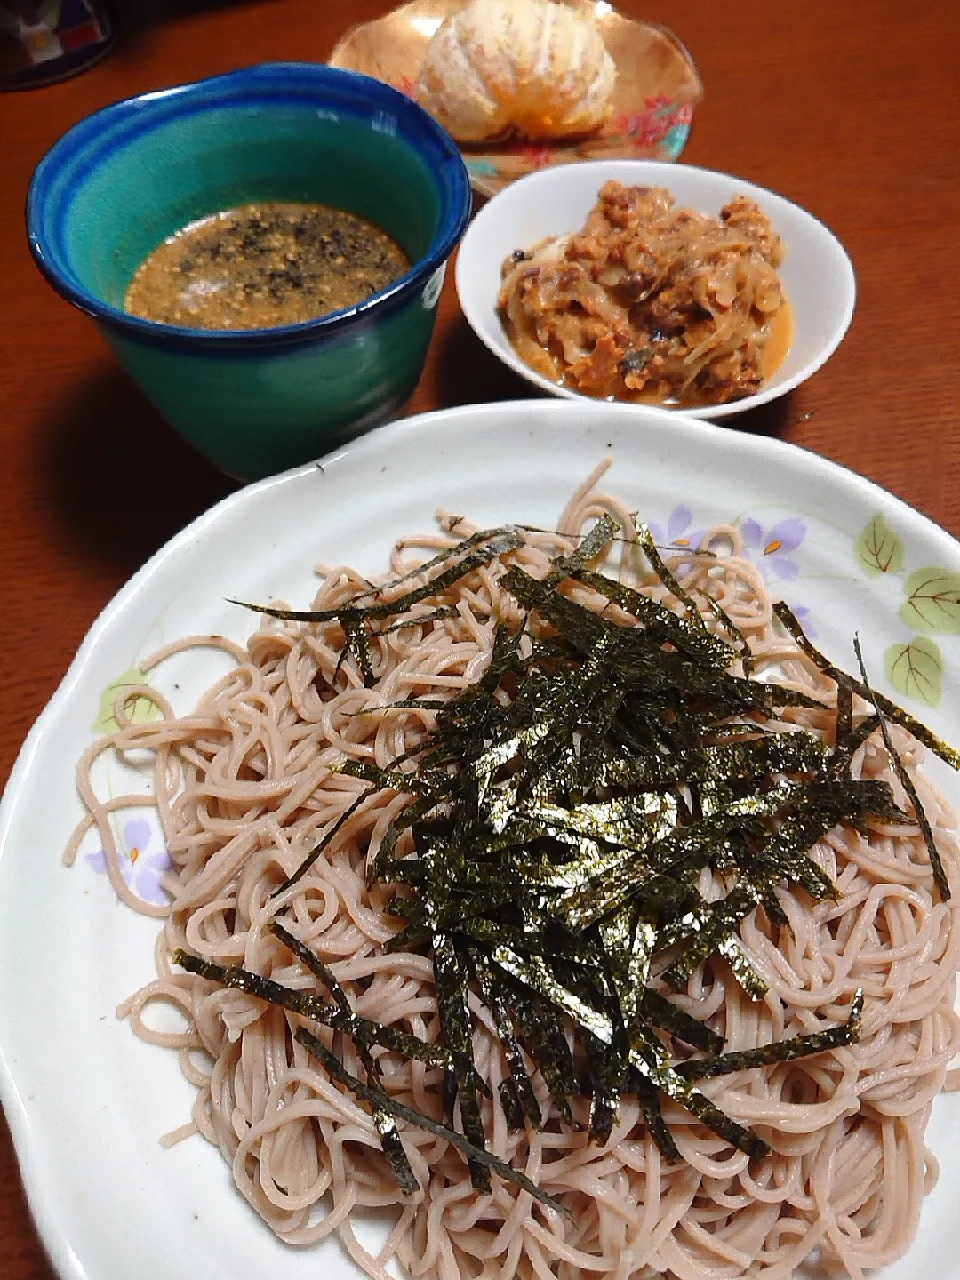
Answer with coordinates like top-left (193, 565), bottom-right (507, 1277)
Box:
top-left (455, 160), bottom-right (856, 419)
top-left (1, 401), bottom-right (959, 1280)
top-left (329, 0), bottom-right (702, 198)
top-left (26, 62), bottom-right (471, 480)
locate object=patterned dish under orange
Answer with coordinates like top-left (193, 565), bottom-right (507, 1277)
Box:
top-left (328, 1), bottom-right (702, 199)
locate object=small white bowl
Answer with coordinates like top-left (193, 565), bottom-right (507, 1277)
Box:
top-left (455, 160), bottom-right (856, 419)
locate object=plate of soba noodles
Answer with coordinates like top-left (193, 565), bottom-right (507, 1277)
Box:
top-left (2, 399), bottom-right (959, 1280)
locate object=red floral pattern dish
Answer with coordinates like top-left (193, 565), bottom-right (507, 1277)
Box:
top-left (328, 1), bottom-right (702, 199)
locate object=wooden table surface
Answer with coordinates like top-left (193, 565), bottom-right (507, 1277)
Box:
top-left (1, 1), bottom-right (958, 1275)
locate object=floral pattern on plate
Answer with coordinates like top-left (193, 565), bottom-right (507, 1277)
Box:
top-left (85, 816), bottom-right (172, 906)
top-left (5, 403), bottom-right (960, 1280)
top-left (650, 504), bottom-right (815, 636)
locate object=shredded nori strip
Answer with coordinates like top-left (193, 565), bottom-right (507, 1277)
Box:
top-left (676, 990), bottom-right (864, 1080)
top-left (633, 1075), bottom-right (680, 1162)
top-left (496, 973), bottom-right (578, 1125)
top-left (635, 520), bottom-right (750, 660)
top-left (199, 513), bottom-right (960, 1201)
top-left (294, 1028), bottom-right (567, 1216)
top-left (640, 987), bottom-right (724, 1053)
top-left (852, 636), bottom-right (950, 901)
top-left (474, 957), bottom-right (542, 1130)
top-left (355, 1044), bottom-right (420, 1194)
top-left (273, 788), bottom-right (373, 896)
top-left (432, 931), bottom-right (491, 1191)
top-left (774, 602), bottom-right (960, 773)
top-left (229, 528), bottom-right (525, 627)
top-left (173, 948), bottom-right (460, 1074)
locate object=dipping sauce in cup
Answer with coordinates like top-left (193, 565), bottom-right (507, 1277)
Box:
top-left (26, 62), bottom-right (472, 481)
top-left (124, 202), bottom-right (413, 331)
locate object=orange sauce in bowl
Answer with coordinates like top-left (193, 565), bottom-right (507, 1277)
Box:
top-left (760, 301), bottom-right (794, 381)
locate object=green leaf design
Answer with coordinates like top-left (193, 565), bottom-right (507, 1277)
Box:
top-left (900, 567), bottom-right (960, 634)
top-left (884, 638), bottom-right (943, 707)
top-left (854, 513), bottom-right (905, 578)
top-left (92, 666), bottom-right (161, 734)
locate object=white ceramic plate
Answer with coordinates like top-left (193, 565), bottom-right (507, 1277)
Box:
top-left (1, 401), bottom-right (958, 1280)
top-left (455, 160), bottom-right (857, 419)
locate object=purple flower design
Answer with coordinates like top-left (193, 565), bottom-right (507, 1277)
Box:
top-left (648, 505), bottom-right (705, 550)
top-left (86, 817), bottom-right (171, 906)
top-left (739, 517), bottom-right (806, 582)
top-left (782, 602), bottom-right (817, 639)
top-left (647, 507), bottom-right (817, 635)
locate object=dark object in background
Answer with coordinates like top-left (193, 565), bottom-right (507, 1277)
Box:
top-left (0, 0), bottom-right (115, 88)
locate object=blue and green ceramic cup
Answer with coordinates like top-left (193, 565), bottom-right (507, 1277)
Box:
top-left (26, 62), bottom-right (471, 481)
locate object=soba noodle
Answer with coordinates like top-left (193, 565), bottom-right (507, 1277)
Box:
top-left (66, 467), bottom-right (960, 1280)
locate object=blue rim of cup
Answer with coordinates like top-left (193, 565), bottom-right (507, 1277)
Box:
top-left (25, 62), bottom-right (472, 351)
